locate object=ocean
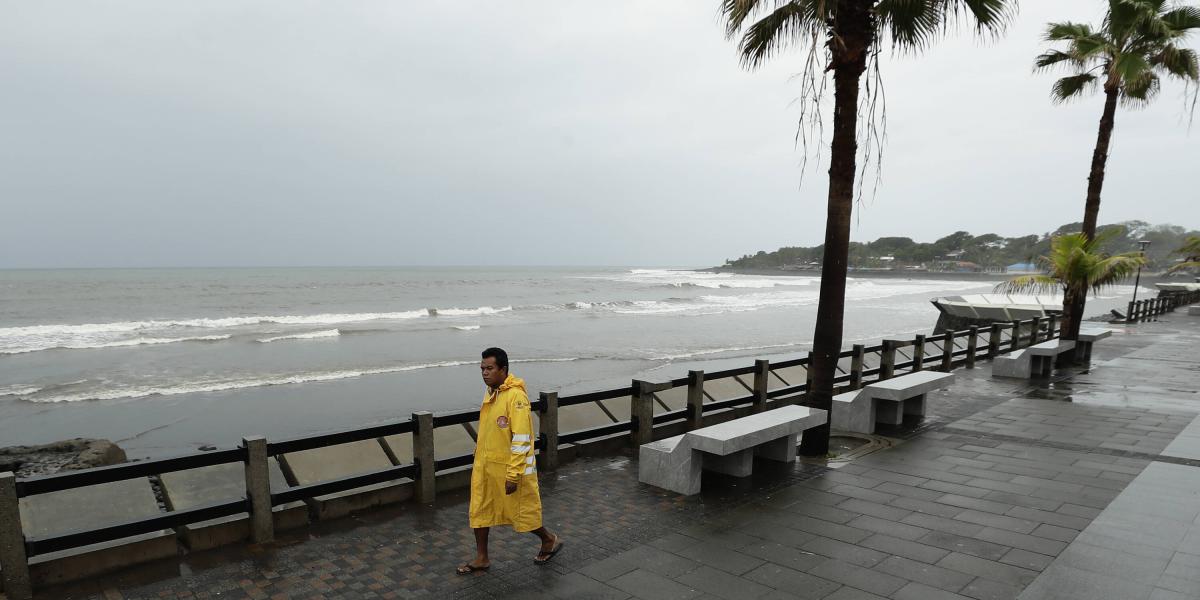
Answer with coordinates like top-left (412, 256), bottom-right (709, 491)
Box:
top-left (0, 267), bottom-right (1145, 459)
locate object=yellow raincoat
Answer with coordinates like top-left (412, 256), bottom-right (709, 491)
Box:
top-left (468, 373), bottom-right (542, 531)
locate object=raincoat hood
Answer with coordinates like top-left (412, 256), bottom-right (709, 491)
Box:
top-left (498, 374), bottom-right (525, 394)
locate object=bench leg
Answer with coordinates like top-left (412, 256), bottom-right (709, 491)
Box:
top-left (638, 445), bottom-right (703, 496)
top-left (903, 394), bottom-right (926, 419)
top-left (704, 449), bottom-right (754, 477)
top-left (875, 399), bottom-right (903, 426)
top-left (756, 435), bottom-right (797, 463)
top-left (834, 397), bottom-right (876, 434)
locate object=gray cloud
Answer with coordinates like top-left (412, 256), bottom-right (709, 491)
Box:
top-left (1, 1), bottom-right (1196, 268)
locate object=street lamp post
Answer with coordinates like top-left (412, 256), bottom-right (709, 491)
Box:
top-left (1131, 240), bottom-right (1151, 305)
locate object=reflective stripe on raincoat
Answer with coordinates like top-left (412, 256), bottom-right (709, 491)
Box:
top-left (468, 373), bottom-right (543, 531)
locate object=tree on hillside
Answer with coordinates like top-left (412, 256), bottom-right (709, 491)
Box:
top-left (720, 0), bottom-right (1015, 455)
top-left (1036, 0), bottom-right (1200, 342)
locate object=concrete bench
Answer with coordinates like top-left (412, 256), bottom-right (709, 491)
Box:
top-left (832, 371), bottom-right (955, 434)
top-left (1189, 305), bottom-right (1200, 316)
top-left (1074, 328), bottom-right (1114, 363)
top-left (993, 339), bottom-right (1075, 379)
top-left (638, 405), bottom-right (827, 495)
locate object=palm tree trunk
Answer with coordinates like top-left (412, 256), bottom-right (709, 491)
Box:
top-left (1064, 86), bottom-right (1119, 344)
top-left (799, 0), bottom-right (873, 457)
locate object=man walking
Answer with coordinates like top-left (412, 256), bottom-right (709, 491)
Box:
top-left (458, 347), bottom-right (562, 574)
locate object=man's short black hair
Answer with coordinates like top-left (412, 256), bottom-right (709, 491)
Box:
top-left (482, 347), bottom-right (509, 370)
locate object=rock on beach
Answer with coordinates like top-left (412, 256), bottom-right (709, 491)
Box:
top-left (0, 438), bottom-right (127, 478)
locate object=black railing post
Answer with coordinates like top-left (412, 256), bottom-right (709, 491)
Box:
top-left (988, 323), bottom-right (1001, 358)
top-left (412, 412), bottom-right (436, 503)
top-left (849, 345), bottom-right (865, 390)
top-left (941, 333), bottom-right (954, 372)
top-left (912, 335), bottom-right (925, 372)
top-left (966, 326), bottom-right (979, 367)
top-left (1010, 320), bottom-right (1022, 350)
top-left (1030, 316), bottom-right (1041, 345)
top-left (880, 341), bottom-right (897, 380)
top-left (538, 392), bottom-right (559, 471)
top-left (753, 359), bottom-right (769, 413)
top-left (242, 436), bottom-right (274, 544)
top-left (631, 380), bottom-right (654, 447)
top-left (687, 370), bottom-right (704, 429)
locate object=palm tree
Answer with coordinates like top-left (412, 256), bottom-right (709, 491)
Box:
top-left (1167, 235), bottom-right (1200, 272)
top-left (1036, 0), bottom-right (1200, 341)
top-left (720, 0), bottom-right (1015, 455)
top-left (995, 232), bottom-right (1147, 327)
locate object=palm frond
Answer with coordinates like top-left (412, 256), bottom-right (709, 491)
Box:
top-left (953, 0), bottom-right (1017, 30)
top-left (1153, 45), bottom-right (1200, 80)
top-left (1161, 6), bottom-right (1200, 33)
top-left (1071, 34), bottom-right (1112, 60)
top-left (1034, 49), bottom-right (1087, 72)
top-left (1045, 21), bottom-right (1094, 42)
top-left (876, 0), bottom-right (1016, 52)
top-left (1166, 260), bottom-right (1200, 273)
top-left (719, 0), bottom-right (773, 38)
top-left (1051, 73), bottom-right (1100, 102)
top-left (735, 1), bottom-right (825, 68)
top-left (1000, 232), bottom-right (1146, 299)
top-left (1114, 50), bottom-right (1153, 83)
top-left (994, 275), bottom-right (1061, 295)
top-left (1088, 252), bottom-right (1146, 293)
top-left (877, 0), bottom-right (944, 52)
top-left (1122, 71), bottom-right (1161, 106)
top-left (1173, 235), bottom-right (1200, 258)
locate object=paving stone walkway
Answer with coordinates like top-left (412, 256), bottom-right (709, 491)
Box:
top-left (31, 312), bottom-right (1200, 600)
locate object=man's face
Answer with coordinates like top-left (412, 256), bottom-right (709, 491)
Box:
top-left (481, 357), bottom-right (507, 389)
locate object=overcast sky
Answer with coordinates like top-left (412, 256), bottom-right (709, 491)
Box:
top-left (1, 1), bottom-right (1196, 268)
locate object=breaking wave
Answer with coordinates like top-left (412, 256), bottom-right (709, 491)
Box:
top-left (0, 334), bottom-right (231, 355)
top-left (0, 305), bottom-right (512, 355)
top-left (646, 342), bottom-right (807, 361)
top-left (257, 329), bottom-right (341, 343)
top-left (0, 385), bottom-right (43, 398)
top-left (21, 357), bottom-right (579, 403)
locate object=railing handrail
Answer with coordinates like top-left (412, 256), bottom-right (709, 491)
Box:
top-left (3, 312), bottom-right (1079, 572)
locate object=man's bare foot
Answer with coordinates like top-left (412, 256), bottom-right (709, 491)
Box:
top-left (456, 560), bottom-right (490, 575)
top-left (534, 534), bottom-right (563, 564)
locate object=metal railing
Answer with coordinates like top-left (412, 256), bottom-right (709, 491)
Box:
top-left (1126, 290), bottom-right (1200, 323)
top-left (0, 314), bottom-right (1065, 598)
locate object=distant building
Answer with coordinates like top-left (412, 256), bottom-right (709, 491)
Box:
top-left (1007, 262), bottom-right (1039, 273)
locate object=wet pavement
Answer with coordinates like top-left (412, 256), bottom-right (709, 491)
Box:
top-left (30, 311), bottom-right (1200, 599)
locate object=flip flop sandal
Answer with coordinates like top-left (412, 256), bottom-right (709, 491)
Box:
top-left (534, 538), bottom-right (564, 565)
top-left (456, 563), bottom-right (490, 575)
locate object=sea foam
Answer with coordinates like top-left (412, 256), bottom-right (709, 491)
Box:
top-left (23, 357), bottom-right (579, 403)
top-left (0, 305), bottom-right (510, 355)
top-left (257, 329), bottom-right (341, 343)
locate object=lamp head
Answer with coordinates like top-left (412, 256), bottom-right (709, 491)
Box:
top-left (1137, 240), bottom-right (1151, 251)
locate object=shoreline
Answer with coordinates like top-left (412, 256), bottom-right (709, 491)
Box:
top-left (705, 266), bottom-right (1183, 285)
